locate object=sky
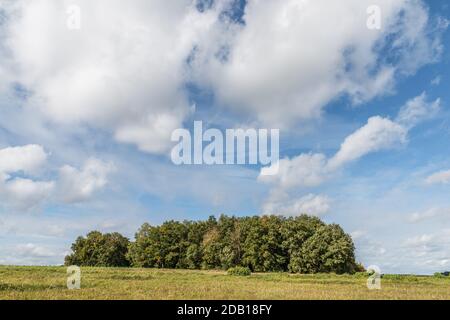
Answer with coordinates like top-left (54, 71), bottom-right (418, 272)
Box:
top-left (0, 0), bottom-right (449, 274)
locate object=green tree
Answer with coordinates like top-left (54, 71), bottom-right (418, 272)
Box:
top-left (71, 214), bottom-right (361, 274)
top-left (65, 231), bottom-right (130, 267)
top-left (298, 224), bottom-right (357, 274)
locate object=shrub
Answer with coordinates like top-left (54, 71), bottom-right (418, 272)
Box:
top-left (434, 272), bottom-right (449, 278)
top-left (227, 266), bottom-right (251, 276)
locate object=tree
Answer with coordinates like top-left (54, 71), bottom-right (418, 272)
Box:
top-left (65, 231), bottom-right (130, 267)
top-left (201, 227), bottom-right (221, 269)
top-left (279, 215), bottom-right (324, 272)
top-left (70, 214), bottom-right (361, 274)
top-left (297, 224), bottom-right (357, 274)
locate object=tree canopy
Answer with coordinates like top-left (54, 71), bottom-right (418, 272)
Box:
top-left (65, 231), bottom-right (130, 267)
top-left (66, 215), bottom-right (363, 274)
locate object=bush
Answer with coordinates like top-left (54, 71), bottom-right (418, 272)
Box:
top-left (227, 266), bottom-right (251, 276)
top-left (434, 272), bottom-right (449, 278)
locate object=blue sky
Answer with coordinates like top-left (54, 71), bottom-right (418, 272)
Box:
top-left (0, 0), bottom-right (450, 274)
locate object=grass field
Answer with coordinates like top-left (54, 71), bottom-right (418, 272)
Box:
top-left (1, 266), bottom-right (449, 300)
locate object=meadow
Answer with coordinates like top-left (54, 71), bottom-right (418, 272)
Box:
top-left (0, 266), bottom-right (449, 300)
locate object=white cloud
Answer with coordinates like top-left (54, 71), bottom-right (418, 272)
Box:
top-left (260, 93), bottom-right (440, 191)
top-left (0, 144), bottom-right (53, 210)
top-left (1, 0), bottom-right (222, 155)
top-left (0, 177), bottom-right (54, 210)
top-left (16, 243), bottom-right (59, 258)
top-left (396, 92), bottom-right (441, 129)
top-left (1, 0), bottom-right (443, 151)
top-left (397, 230), bottom-right (450, 271)
top-left (258, 153), bottom-right (328, 189)
top-left (0, 242), bottom-right (68, 265)
top-left (57, 158), bottom-right (115, 203)
top-left (262, 193), bottom-right (331, 217)
top-left (259, 116), bottom-right (408, 190)
top-left (402, 232), bottom-right (450, 263)
top-left (327, 116), bottom-right (407, 170)
top-left (195, 0), bottom-right (442, 126)
top-left (404, 234), bottom-right (435, 248)
top-left (426, 170), bottom-right (450, 185)
top-left (0, 145), bottom-right (115, 209)
top-left (114, 112), bottom-right (188, 154)
top-left (0, 144), bottom-right (47, 174)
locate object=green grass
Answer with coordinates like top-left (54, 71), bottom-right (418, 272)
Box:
top-left (1, 266), bottom-right (449, 300)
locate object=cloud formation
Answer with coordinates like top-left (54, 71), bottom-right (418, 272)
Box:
top-left (0, 0), bottom-right (444, 152)
top-left (58, 158), bottom-right (115, 204)
top-left (0, 144), bottom-right (114, 210)
top-left (0, 145), bottom-right (53, 210)
top-left (194, 0), bottom-right (442, 126)
top-left (260, 93), bottom-right (440, 192)
top-left (262, 193), bottom-right (331, 217)
top-left (0, 0), bottom-right (223, 154)
top-left (0, 144), bottom-right (47, 175)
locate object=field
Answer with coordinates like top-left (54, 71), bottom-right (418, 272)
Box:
top-left (1, 266), bottom-right (449, 300)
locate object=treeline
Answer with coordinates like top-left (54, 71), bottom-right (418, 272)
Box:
top-left (65, 215), bottom-right (364, 274)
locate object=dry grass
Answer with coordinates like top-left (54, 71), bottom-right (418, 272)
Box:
top-left (1, 266), bottom-right (449, 300)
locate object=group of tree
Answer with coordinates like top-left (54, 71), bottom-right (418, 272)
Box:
top-left (65, 215), bottom-right (364, 274)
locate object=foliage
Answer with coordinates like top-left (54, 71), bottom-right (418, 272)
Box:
top-left (433, 272), bottom-right (450, 278)
top-left (65, 231), bottom-right (130, 267)
top-left (227, 266), bottom-right (251, 276)
top-left (68, 215), bottom-right (361, 274)
top-left (296, 224), bottom-right (357, 274)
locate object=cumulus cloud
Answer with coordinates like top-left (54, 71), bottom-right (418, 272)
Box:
top-left (1, 0), bottom-right (443, 150)
top-left (259, 153), bottom-right (328, 189)
top-left (0, 144), bottom-right (47, 174)
top-left (0, 145), bottom-right (53, 210)
top-left (0, 177), bottom-right (54, 210)
top-left (57, 158), bottom-right (115, 203)
top-left (0, 0), bottom-right (223, 154)
top-left (259, 92), bottom-right (440, 216)
top-left (260, 93), bottom-right (440, 191)
top-left (114, 113), bottom-right (189, 154)
top-left (194, 0), bottom-right (442, 126)
top-left (0, 145), bottom-right (113, 209)
top-left (262, 193), bottom-right (331, 217)
top-left (327, 116), bottom-right (407, 170)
